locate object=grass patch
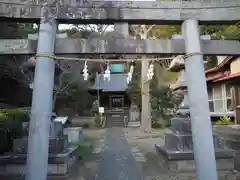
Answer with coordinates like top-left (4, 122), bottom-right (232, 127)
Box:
top-left (71, 137), bottom-right (94, 160)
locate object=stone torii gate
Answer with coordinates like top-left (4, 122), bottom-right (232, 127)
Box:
top-left (0, 1), bottom-right (240, 180)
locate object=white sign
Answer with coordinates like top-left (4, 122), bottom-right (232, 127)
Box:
top-left (29, 83), bottom-right (33, 89)
top-left (99, 107), bottom-right (104, 114)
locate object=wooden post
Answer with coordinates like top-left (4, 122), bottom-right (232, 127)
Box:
top-left (141, 58), bottom-right (151, 131)
top-left (233, 86), bottom-right (240, 124)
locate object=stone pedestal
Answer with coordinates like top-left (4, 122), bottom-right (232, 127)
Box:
top-left (0, 146), bottom-right (79, 180)
top-left (13, 137), bottom-right (68, 154)
top-left (63, 127), bottom-right (83, 143)
top-left (129, 104), bottom-right (140, 122)
top-left (214, 125), bottom-right (240, 171)
top-left (155, 117), bottom-right (235, 172)
top-left (0, 135), bottom-right (79, 180)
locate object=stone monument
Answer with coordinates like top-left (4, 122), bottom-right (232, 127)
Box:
top-left (0, 115), bottom-right (80, 179)
top-left (214, 125), bottom-right (240, 171)
top-left (155, 56), bottom-right (234, 172)
top-left (128, 103), bottom-right (141, 127)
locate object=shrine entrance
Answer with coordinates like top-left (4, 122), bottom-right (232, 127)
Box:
top-left (101, 93), bottom-right (130, 127)
top-left (109, 95), bottom-right (124, 109)
top-left (1, 1), bottom-right (240, 180)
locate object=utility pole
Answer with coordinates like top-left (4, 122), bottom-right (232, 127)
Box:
top-left (26, 12), bottom-right (57, 180)
top-left (182, 20), bottom-right (218, 180)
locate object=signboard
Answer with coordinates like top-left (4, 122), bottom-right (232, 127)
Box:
top-left (99, 107), bottom-right (104, 114)
top-left (111, 64), bottom-right (124, 73)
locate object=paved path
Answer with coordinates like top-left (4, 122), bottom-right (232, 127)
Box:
top-left (95, 127), bottom-right (144, 180)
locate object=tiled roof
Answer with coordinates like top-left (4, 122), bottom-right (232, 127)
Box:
top-left (206, 74), bottom-right (226, 82)
top-left (205, 56), bottom-right (235, 74)
top-left (213, 72), bottom-right (240, 82)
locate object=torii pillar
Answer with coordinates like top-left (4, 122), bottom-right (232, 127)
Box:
top-left (182, 20), bottom-right (218, 180)
top-left (141, 59), bottom-right (151, 131)
top-left (26, 13), bottom-right (57, 180)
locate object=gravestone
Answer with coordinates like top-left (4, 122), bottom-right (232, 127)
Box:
top-left (63, 127), bottom-right (84, 143)
top-left (13, 115), bottom-right (69, 154)
top-left (128, 104), bottom-right (141, 127)
top-left (129, 104), bottom-right (140, 122)
top-left (13, 137), bottom-right (68, 154)
top-left (51, 116), bottom-right (68, 137)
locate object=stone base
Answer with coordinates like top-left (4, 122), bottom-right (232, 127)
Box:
top-left (0, 146), bottom-right (79, 180)
top-left (155, 144), bottom-right (235, 172)
top-left (127, 121), bottom-right (140, 127)
top-left (63, 127), bottom-right (84, 142)
top-left (168, 158), bottom-right (234, 172)
top-left (234, 153), bottom-right (240, 171)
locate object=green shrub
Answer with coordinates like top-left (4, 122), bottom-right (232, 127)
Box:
top-left (94, 114), bottom-right (102, 127)
top-left (0, 108), bottom-right (30, 154)
top-left (81, 122), bottom-right (90, 129)
top-left (215, 115), bottom-right (233, 125)
top-left (71, 138), bottom-right (93, 160)
top-left (152, 123), bottom-right (162, 129)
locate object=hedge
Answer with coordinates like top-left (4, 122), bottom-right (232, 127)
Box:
top-left (0, 108), bottom-right (30, 154)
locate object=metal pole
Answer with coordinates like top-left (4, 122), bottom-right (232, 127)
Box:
top-left (182, 20), bottom-right (218, 180)
top-left (26, 16), bottom-right (57, 180)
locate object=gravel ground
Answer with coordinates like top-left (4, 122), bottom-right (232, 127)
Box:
top-left (123, 128), bottom-right (240, 180)
top-left (76, 127), bottom-right (240, 180)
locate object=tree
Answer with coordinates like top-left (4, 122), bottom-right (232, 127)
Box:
top-left (127, 25), bottom-right (181, 131)
top-left (200, 23), bottom-right (240, 69)
top-left (53, 72), bottom-right (94, 115)
top-left (151, 86), bottom-right (183, 122)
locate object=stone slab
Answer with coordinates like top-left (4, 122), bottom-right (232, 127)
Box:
top-left (168, 158), bottom-right (234, 172)
top-left (0, 146), bottom-right (79, 180)
top-left (63, 127), bottom-right (83, 143)
top-left (234, 154), bottom-right (240, 171)
top-left (0, 157), bottom-right (79, 180)
top-left (95, 128), bottom-right (144, 180)
top-left (13, 136), bottom-right (68, 154)
top-left (214, 125), bottom-right (240, 141)
top-left (224, 139), bottom-right (240, 151)
top-left (155, 144), bottom-right (234, 161)
top-left (170, 117), bottom-right (191, 134)
top-left (164, 132), bottom-right (223, 151)
top-left (0, 146), bottom-right (78, 165)
top-left (127, 121), bottom-right (140, 128)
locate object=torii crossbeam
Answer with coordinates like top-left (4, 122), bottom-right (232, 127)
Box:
top-left (0, 38), bottom-right (240, 55)
top-left (0, 0), bottom-right (239, 24)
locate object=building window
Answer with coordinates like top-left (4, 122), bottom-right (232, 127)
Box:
top-left (208, 88), bottom-right (214, 112)
top-left (225, 84), bottom-right (233, 111)
top-left (207, 84), bottom-right (233, 113)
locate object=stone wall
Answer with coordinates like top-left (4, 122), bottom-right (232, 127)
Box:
top-left (70, 116), bottom-right (95, 126)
